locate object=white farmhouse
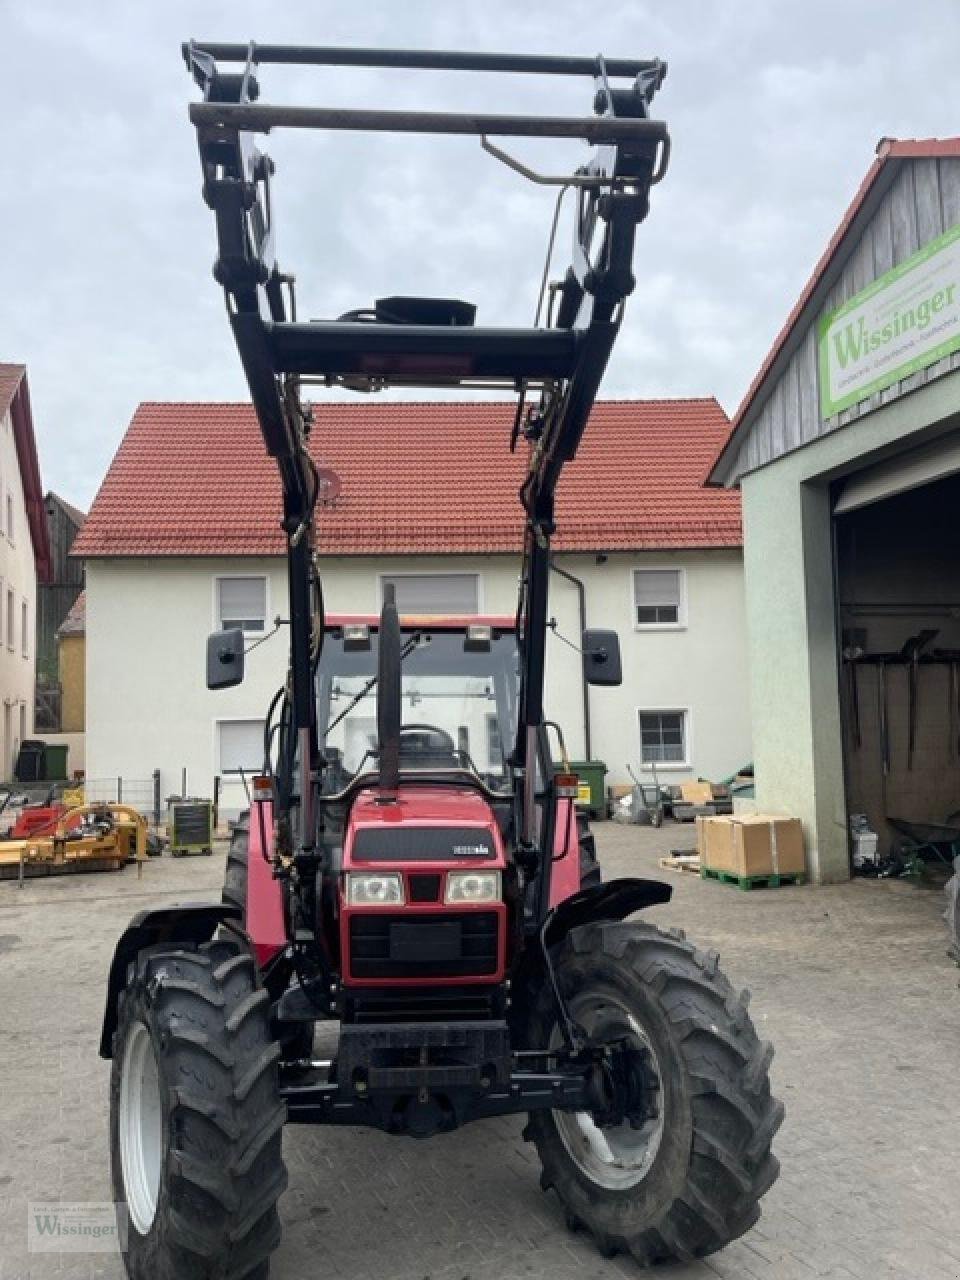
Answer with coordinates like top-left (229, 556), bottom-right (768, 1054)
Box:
top-left (0, 366), bottom-right (52, 779)
top-left (74, 399), bottom-right (749, 816)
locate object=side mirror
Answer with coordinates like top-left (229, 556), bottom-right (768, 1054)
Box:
top-left (582, 629), bottom-right (622, 687)
top-left (207, 628), bottom-right (245, 690)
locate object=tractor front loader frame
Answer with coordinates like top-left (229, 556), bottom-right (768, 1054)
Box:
top-left (182, 39), bottom-right (668, 888)
top-left (100, 44), bottom-right (783, 1279)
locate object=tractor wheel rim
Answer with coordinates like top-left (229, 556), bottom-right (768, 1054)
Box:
top-left (119, 1021), bottom-right (163, 1235)
top-left (552, 994), bottom-right (665, 1191)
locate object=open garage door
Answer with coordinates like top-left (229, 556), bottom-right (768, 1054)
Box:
top-left (834, 461), bottom-right (960, 885)
top-left (834, 430), bottom-right (960, 516)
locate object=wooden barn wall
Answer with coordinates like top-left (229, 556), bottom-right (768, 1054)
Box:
top-left (46, 502), bottom-right (84, 587)
top-left (731, 158), bottom-right (960, 480)
top-left (37, 501), bottom-right (84, 679)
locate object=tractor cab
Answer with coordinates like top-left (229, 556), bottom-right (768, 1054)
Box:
top-left (317, 613), bottom-right (520, 795)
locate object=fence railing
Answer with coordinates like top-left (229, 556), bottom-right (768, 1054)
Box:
top-left (81, 774), bottom-right (163, 830)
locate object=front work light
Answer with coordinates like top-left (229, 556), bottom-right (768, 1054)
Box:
top-left (343, 623), bottom-right (371, 651)
top-left (464, 624), bottom-right (493, 651)
top-left (346, 872), bottom-right (404, 905)
top-left (445, 871), bottom-right (501, 905)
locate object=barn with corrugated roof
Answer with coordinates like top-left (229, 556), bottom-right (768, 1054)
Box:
top-left (710, 137), bottom-right (960, 883)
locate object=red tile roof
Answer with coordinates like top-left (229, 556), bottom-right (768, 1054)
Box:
top-left (0, 364), bottom-right (52, 581)
top-left (72, 398), bottom-right (741, 558)
top-left (710, 136), bottom-right (960, 484)
top-left (58, 590), bottom-right (85, 637)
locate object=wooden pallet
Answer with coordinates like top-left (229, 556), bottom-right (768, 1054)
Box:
top-left (658, 855), bottom-right (701, 876)
top-left (700, 866), bottom-right (804, 891)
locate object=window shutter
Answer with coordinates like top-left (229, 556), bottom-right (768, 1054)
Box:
top-left (218, 577), bottom-right (267, 630)
top-left (219, 720), bottom-right (266, 773)
top-left (381, 574), bottom-right (479, 615)
top-left (634, 569), bottom-right (682, 625)
top-left (633, 570), bottom-right (681, 606)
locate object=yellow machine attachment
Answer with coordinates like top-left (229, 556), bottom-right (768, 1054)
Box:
top-left (0, 803), bottom-right (148, 886)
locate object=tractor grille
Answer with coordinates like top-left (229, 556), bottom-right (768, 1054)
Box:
top-left (349, 911), bottom-right (498, 979)
top-left (352, 827), bottom-right (495, 862)
top-left (409, 873), bottom-right (441, 902)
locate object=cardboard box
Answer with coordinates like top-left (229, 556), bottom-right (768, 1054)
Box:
top-left (681, 781), bottom-right (714, 805)
top-left (700, 814), bottom-right (805, 878)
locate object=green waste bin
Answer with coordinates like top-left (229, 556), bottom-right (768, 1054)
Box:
top-left (570, 760), bottom-right (607, 819)
top-left (43, 743), bottom-right (69, 781)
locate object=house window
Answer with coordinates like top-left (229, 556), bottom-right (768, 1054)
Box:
top-left (6, 493), bottom-right (13, 543)
top-left (218, 719), bottom-right (266, 774)
top-left (633, 569), bottom-right (684, 627)
top-left (217, 576), bottom-right (267, 632)
top-left (638, 710), bottom-right (688, 766)
top-left (381, 573), bottom-right (480, 615)
top-left (20, 601), bottom-right (27, 657)
top-left (6, 589), bottom-right (13, 651)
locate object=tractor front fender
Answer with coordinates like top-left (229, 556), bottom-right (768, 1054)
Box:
top-left (543, 876), bottom-right (672, 950)
top-left (99, 902), bottom-right (241, 1058)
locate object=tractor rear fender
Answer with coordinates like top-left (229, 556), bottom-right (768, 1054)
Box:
top-left (543, 876), bottom-right (672, 951)
top-left (98, 902), bottom-right (241, 1058)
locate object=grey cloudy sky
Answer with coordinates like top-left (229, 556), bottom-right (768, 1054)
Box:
top-left (3, 0), bottom-right (959, 509)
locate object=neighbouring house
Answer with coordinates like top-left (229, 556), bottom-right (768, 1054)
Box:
top-left (34, 492), bottom-right (87, 778)
top-left (0, 364), bottom-right (52, 779)
top-left (37, 491), bottom-right (85, 684)
top-left (55, 588), bottom-right (84, 742)
top-left (73, 399), bottom-right (750, 816)
top-left (709, 136), bottom-right (960, 883)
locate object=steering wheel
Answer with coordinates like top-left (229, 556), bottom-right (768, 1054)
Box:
top-left (399, 723), bottom-right (457, 754)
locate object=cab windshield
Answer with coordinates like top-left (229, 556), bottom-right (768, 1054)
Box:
top-left (316, 625), bottom-right (519, 793)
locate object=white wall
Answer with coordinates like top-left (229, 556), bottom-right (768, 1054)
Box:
top-left (0, 404), bottom-right (38, 777)
top-left (555, 550), bottom-right (752, 785)
top-left (85, 549), bottom-right (751, 815)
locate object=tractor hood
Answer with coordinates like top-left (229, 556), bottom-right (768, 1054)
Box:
top-left (344, 785), bottom-right (504, 866)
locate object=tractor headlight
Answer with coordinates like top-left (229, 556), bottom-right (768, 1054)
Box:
top-left (346, 872), bottom-right (404, 906)
top-left (444, 871), bottom-right (501, 905)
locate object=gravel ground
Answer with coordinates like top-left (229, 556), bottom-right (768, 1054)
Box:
top-left (0, 820), bottom-right (958, 1280)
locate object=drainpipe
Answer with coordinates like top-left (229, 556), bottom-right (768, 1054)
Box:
top-left (550, 559), bottom-right (591, 760)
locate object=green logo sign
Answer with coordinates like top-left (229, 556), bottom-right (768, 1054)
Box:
top-left (818, 220), bottom-right (960, 418)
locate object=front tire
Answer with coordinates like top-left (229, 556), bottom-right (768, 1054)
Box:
top-left (109, 938), bottom-right (287, 1280)
top-left (577, 814), bottom-right (602, 890)
top-left (524, 921), bottom-right (782, 1265)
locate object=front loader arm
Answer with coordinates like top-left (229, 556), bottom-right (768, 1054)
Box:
top-left (185, 41), bottom-right (669, 879)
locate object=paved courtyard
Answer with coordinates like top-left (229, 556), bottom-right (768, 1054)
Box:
top-left (0, 820), bottom-right (958, 1280)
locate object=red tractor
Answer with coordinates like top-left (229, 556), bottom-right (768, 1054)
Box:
top-left (100, 42), bottom-right (782, 1278)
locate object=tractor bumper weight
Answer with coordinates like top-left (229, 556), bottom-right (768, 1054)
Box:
top-left (278, 1020), bottom-right (654, 1140)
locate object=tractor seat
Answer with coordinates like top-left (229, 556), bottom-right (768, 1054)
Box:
top-left (398, 725), bottom-right (460, 770)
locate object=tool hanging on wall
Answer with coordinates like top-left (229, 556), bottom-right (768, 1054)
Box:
top-left (933, 648), bottom-right (960, 762)
top-left (877, 659), bottom-right (890, 778)
top-left (901, 630), bottom-right (938, 770)
top-left (844, 629), bottom-right (870, 747)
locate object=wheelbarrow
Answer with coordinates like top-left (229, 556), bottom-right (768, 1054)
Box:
top-left (886, 816), bottom-right (960, 878)
top-left (627, 763), bottom-right (665, 827)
